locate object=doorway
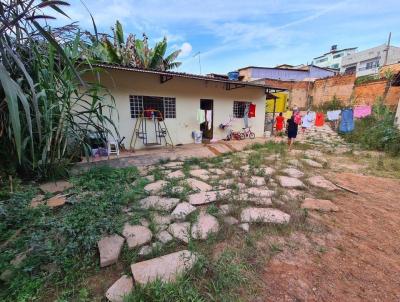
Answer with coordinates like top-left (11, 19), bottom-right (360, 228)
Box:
top-left (200, 99), bottom-right (213, 141)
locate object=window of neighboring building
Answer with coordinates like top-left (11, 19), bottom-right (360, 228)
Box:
top-left (333, 53), bottom-right (343, 59)
top-left (331, 63), bottom-right (339, 68)
top-left (317, 57), bottom-right (328, 63)
top-left (129, 95), bottom-right (176, 118)
top-left (365, 60), bottom-right (380, 70)
top-left (233, 101), bottom-right (251, 118)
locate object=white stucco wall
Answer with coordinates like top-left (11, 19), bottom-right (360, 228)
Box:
top-left (95, 69), bottom-right (266, 150)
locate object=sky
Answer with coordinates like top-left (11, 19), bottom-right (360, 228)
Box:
top-left (51, 0), bottom-right (400, 75)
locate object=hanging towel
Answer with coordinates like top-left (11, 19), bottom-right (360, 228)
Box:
top-left (206, 110), bottom-right (212, 130)
top-left (302, 111), bottom-right (315, 128)
top-left (248, 103), bottom-right (256, 118)
top-left (339, 109), bottom-right (354, 133)
top-left (315, 112), bottom-right (325, 127)
top-left (354, 105), bottom-right (372, 118)
top-left (197, 109), bottom-right (205, 123)
top-left (327, 110), bottom-right (341, 121)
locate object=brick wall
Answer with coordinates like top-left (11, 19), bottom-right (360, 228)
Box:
top-left (291, 81), bottom-right (312, 109)
top-left (353, 80), bottom-right (387, 105)
top-left (312, 74), bottom-right (355, 106)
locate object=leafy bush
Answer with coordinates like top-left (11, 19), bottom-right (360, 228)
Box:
top-left (341, 100), bottom-right (400, 155)
top-left (313, 95), bottom-right (346, 112)
top-left (354, 74), bottom-right (381, 85)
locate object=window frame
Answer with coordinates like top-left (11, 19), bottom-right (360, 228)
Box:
top-left (233, 101), bottom-right (251, 118)
top-left (129, 95), bottom-right (176, 119)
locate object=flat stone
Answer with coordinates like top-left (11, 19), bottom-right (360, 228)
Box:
top-left (258, 167), bottom-right (276, 176)
top-left (156, 231), bottom-right (173, 244)
top-left (238, 223), bottom-right (250, 232)
top-left (144, 175), bottom-right (155, 182)
top-left (277, 176), bottom-right (305, 188)
top-left (171, 186), bottom-right (185, 194)
top-left (250, 176), bottom-right (266, 186)
top-left (241, 165), bottom-right (250, 172)
top-left (186, 178), bottom-right (212, 192)
top-left (191, 214), bottom-right (219, 240)
top-left (105, 275), bottom-right (133, 302)
top-left (307, 176), bottom-right (337, 191)
top-left (189, 169), bottom-right (210, 180)
top-left (122, 224), bottom-right (152, 249)
top-left (144, 180), bottom-right (168, 194)
top-left (301, 198), bottom-right (339, 212)
top-left (171, 202), bottom-right (197, 220)
top-left (163, 161), bottom-right (184, 168)
top-left (288, 159), bottom-right (302, 167)
top-left (138, 245), bottom-right (152, 256)
top-left (301, 159), bottom-right (323, 168)
top-left (131, 250), bottom-right (197, 285)
top-left (139, 196), bottom-right (180, 211)
top-left (253, 197), bottom-right (273, 206)
top-left (219, 178), bottom-right (235, 187)
top-left (167, 170), bottom-right (185, 180)
top-left (39, 180), bottom-right (72, 193)
top-left (188, 191), bottom-right (217, 205)
top-left (98, 234), bottom-right (125, 267)
top-left (240, 207), bottom-right (290, 224)
top-left (282, 168), bottom-right (304, 178)
top-left (140, 218), bottom-right (150, 227)
top-left (247, 187), bottom-right (275, 198)
top-left (30, 195), bottom-right (45, 208)
top-left (223, 216), bottom-right (239, 225)
top-left (219, 204), bottom-right (233, 215)
top-left (152, 213), bottom-right (172, 225)
top-left (168, 222), bottom-right (190, 243)
top-left (209, 168), bottom-right (225, 175)
top-left (46, 194), bottom-right (67, 208)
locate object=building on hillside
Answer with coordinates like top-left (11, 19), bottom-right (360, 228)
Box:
top-left (312, 45), bottom-right (357, 70)
top-left (238, 65), bottom-right (336, 82)
top-left (341, 44), bottom-right (400, 76)
top-left (87, 63), bottom-right (272, 150)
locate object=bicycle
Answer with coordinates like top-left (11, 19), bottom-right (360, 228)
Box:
top-left (241, 127), bottom-right (255, 139)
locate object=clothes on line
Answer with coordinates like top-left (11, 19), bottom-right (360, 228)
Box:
top-left (339, 108), bottom-right (354, 133)
top-left (243, 104), bottom-right (250, 128)
top-left (301, 111), bottom-right (315, 128)
top-left (206, 110), bottom-right (212, 130)
top-left (315, 112), bottom-right (325, 127)
top-left (327, 110), bottom-right (341, 121)
top-left (354, 105), bottom-right (372, 118)
top-left (248, 103), bottom-right (256, 118)
top-left (197, 109), bottom-right (205, 123)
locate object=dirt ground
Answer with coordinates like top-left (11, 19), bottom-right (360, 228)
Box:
top-left (260, 172), bottom-right (400, 302)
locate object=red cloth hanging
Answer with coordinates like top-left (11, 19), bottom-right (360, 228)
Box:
top-left (248, 103), bottom-right (256, 118)
top-left (315, 112), bottom-right (325, 126)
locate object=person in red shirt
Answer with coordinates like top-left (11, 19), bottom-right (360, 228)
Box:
top-left (275, 112), bottom-right (285, 133)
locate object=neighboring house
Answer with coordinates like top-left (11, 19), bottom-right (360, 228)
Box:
top-left (238, 65), bottom-right (336, 82)
top-left (312, 45), bottom-right (357, 70)
top-left (89, 63), bottom-right (269, 150)
top-left (341, 44), bottom-right (400, 76)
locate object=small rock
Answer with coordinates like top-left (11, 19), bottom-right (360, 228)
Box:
top-left (238, 223), bottom-right (250, 232)
top-left (139, 218), bottom-right (150, 228)
top-left (288, 159), bottom-right (301, 167)
top-left (209, 168), bottom-right (225, 175)
top-left (138, 245), bottom-right (152, 256)
top-left (250, 176), bottom-right (266, 186)
top-left (46, 194), bottom-right (67, 208)
top-left (223, 216), bottom-right (239, 225)
top-left (219, 178), bottom-right (235, 187)
top-left (144, 175), bottom-right (155, 182)
top-left (171, 186), bottom-right (185, 194)
top-left (171, 202), bottom-right (197, 220)
top-left (188, 191), bottom-right (217, 205)
top-left (240, 207), bottom-right (290, 224)
top-left (218, 204), bottom-right (233, 215)
top-left (186, 178), bottom-right (212, 192)
top-left (152, 213), bottom-right (172, 225)
top-left (122, 224), bottom-right (152, 249)
top-left (189, 169), bottom-right (210, 180)
top-left (144, 180), bottom-right (168, 194)
top-left (98, 234), bottom-right (125, 267)
top-left (277, 176), bottom-right (305, 188)
top-left (30, 195), bottom-right (45, 208)
top-left (258, 167), bottom-right (275, 176)
top-left (191, 214), bottom-right (219, 240)
top-left (156, 231), bottom-right (173, 244)
top-left (139, 196), bottom-right (180, 211)
top-left (163, 161), bottom-right (184, 168)
top-left (247, 187), bottom-right (275, 198)
top-left (39, 180), bottom-right (72, 193)
top-left (167, 170), bottom-right (185, 180)
top-left (307, 176), bottom-right (337, 191)
top-left (168, 222), bottom-right (191, 243)
top-left (105, 275), bottom-right (133, 302)
top-left (301, 198), bottom-right (339, 212)
top-left (282, 168), bottom-right (304, 178)
top-left (301, 159), bottom-right (323, 168)
top-left (131, 250), bottom-right (197, 285)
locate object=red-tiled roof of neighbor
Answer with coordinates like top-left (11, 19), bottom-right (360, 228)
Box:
top-left (92, 62), bottom-right (272, 89)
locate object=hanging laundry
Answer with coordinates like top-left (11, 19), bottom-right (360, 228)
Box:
top-left (294, 111), bottom-right (302, 125)
top-left (301, 111), bottom-right (315, 129)
top-left (339, 108), bottom-right (354, 133)
top-left (197, 109), bottom-right (205, 123)
top-left (354, 105), bottom-right (372, 118)
top-left (327, 110), bottom-right (341, 121)
top-left (283, 110), bottom-right (293, 119)
top-left (248, 103), bottom-right (256, 118)
top-left (315, 112), bottom-right (325, 127)
top-left (206, 110), bottom-right (212, 130)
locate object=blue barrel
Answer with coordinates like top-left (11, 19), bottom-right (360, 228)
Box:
top-left (227, 71), bottom-right (239, 81)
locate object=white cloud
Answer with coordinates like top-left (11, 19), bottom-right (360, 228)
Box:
top-left (179, 42), bottom-right (193, 57)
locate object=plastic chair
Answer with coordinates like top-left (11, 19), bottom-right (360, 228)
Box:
top-left (107, 140), bottom-right (120, 157)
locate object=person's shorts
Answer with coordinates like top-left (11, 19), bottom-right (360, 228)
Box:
top-left (288, 131), bottom-right (297, 139)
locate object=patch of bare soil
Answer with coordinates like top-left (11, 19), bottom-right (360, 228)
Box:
top-left (259, 173), bottom-right (400, 302)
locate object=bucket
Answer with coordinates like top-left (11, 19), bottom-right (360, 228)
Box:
top-left (227, 71), bottom-right (239, 81)
top-left (192, 131), bottom-right (203, 144)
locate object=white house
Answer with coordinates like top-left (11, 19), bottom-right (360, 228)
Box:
top-left (90, 64), bottom-right (269, 150)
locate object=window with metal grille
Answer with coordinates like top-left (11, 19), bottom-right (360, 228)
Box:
top-left (233, 101), bottom-right (250, 118)
top-left (129, 95), bottom-right (176, 118)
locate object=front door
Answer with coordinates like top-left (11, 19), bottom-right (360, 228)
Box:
top-left (200, 99), bottom-right (213, 141)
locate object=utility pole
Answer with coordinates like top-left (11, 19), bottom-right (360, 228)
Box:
top-left (193, 51), bottom-right (202, 75)
top-left (384, 32), bottom-right (391, 66)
